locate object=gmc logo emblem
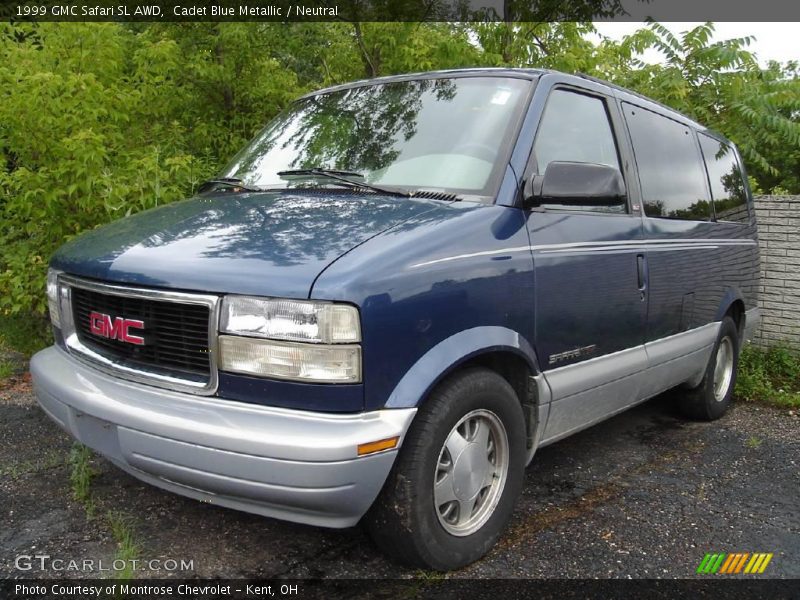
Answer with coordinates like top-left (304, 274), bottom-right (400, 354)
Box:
top-left (89, 311), bottom-right (145, 345)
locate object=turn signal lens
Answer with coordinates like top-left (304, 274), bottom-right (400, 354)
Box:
top-left (357, 437), bottom-right (400, 456)
top-left (47, 268), bottom-right (61, 328)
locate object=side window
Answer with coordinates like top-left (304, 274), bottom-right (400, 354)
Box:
top-left (698, 133), bottom-right (750, 224)
top-left (533, 89), bottom-right (624, 213)
top-left (623, 103), bottom-right (711, 221)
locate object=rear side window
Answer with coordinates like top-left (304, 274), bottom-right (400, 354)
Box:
top-left (623, 103), bottom-right (710, 221)
top-left (698, 133), bottom-right (750, 224)
top-left (533, 89), bottom-right (624, 213)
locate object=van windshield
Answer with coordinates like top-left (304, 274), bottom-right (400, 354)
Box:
top-left (221, 77), bottom-right (531, 200)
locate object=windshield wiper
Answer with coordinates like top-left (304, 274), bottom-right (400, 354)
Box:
top-left (277, 168), bottom-right (410, 198)
top-left (199, 177), bottom-right (262, 193)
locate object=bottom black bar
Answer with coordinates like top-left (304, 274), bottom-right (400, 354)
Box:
top-left (2, 579), bottom-right (799, 600)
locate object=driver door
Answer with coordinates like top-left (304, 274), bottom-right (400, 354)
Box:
top-left (525, 85), bottom-right (648, 443)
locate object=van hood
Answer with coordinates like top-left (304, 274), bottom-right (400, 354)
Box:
top-left (52, 191), bottom-right (442, 299)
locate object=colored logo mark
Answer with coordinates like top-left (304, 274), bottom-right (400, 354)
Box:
top-left (697, 553), bottom-right (773, 574)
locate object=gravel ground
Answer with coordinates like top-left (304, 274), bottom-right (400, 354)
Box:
top-left (1, 373), bottom-right (798, 579)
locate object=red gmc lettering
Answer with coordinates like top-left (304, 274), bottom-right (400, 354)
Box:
top-left (89, 312), bottom-right (145, 345)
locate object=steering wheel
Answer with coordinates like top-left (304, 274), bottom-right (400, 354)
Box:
top-left (450, 142), bottom-right (497, 163)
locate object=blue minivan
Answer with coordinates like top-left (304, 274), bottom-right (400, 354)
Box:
top-left (32, 69), bottom-right (760, 570)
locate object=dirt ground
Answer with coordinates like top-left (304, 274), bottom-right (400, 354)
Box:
top-left (1, 371), bottom-right (798, 579)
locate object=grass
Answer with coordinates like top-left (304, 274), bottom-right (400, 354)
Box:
top-left (0, 359), bottom-right (14, 379)
top-left (745, 435), bottom-right (763, 449)
top-left (0, 452), bottom-right (65, 479)
top-left (413, 569), bottom-right (447, 580)
top-left (735, 344), bottom-right (800, 408)
top-left (107, 511), bottom-right (141, 579)
top-left (0, 312), bottom-right (50, 382)
top-left (0, 313), bottom-right (50, 358)
top-left (69, 442), bottom-right (99, 517)
top-left (67, 443), bottom-right (142, 577)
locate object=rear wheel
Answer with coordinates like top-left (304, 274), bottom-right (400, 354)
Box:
top-left (680, 316), bottom-right (740, 421)
top-left (366, 367), bottom-right (526, 570)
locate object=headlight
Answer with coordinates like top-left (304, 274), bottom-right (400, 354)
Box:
top-left (219, 295), bottom-right (362, 383)
top-left (219, 336), bottom-right (362, 383)
top-left (47, 268), bottom-right (62, 328)
top-left (220, 296), bottom-right (360, 343)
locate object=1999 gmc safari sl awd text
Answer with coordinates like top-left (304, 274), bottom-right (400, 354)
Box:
top-left (32, 69), bottom-right (760, 570)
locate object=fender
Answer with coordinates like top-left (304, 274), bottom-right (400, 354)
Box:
top-left (714, 286), bottom-right (746, 322)
top-left (385, 326), bottom-right (540, 409)
top-left (682, 288), bottom-right (745, 390)
top-left (385, 326), bottom-right (551, 465)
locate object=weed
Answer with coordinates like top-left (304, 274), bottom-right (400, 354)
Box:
top-left (745, 436), bottom-right (763, 449)
top-left (0, 314), bottom-right (51, 358)
top-left (107, 511), bottom-right (141, 579)
top-left (0, 360), bottom-right (14, 379)
top-left (68, 442), bottom-right (98, 516)
top-left (735, 344), bottom-right (800, 408)
top-left (413, 569), bottom-right (447, 580)
top-left (0, 452), bottom-right (64, 479)
top-left (67, 443), bottom-right (141, 578)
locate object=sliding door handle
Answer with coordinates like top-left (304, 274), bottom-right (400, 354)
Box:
top-left (637, 254), bottom-right (647, 299)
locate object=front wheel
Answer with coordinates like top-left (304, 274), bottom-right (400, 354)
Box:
top-left (680, 316), bottom-right (740, 421)
top-left (366, 367), bottom-right (526, 570)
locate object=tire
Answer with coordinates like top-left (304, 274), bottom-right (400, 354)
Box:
top-left (366, 367), bottom-right (526, 571)
top-left (680, 316), bottom-right (740, 421)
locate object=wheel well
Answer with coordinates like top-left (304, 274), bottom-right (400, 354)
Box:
top-left (460, 352), bottom-right (532, 403)
top-left (437, 351), bottom-right (537, 447)
top-left (726, 300), bottom-right (745, 339)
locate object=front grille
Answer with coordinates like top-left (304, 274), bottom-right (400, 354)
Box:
top-left (71, 287), bottom-right (211, 379)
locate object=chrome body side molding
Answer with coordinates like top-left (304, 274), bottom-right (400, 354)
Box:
top-left (410, 238), bottom-right (758, 269)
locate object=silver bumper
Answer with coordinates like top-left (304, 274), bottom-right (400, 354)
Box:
top-left (31, 346), bottom-right (415, 528)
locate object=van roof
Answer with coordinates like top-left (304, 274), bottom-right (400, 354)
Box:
top-left (298, 67), bottom-right (547, 99)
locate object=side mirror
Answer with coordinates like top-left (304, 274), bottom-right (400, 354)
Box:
top-left (523, 161), bottom-right (626, 208)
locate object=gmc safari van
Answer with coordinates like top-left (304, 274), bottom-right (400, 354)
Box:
top-left (32, 69), bottom-right (760, 570)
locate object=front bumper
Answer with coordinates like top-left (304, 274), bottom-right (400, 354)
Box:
top-left (31, 346), bottom-right (416, 528)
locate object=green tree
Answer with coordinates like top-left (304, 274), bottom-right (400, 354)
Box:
top-left (601, 23), bottom-right (800, 194)
top-left (1, 20), bottom-right (798, 330)
top-left (0, 24), bottom-right (197, 315)
top-left (0, 22), bottom-right (304, 317)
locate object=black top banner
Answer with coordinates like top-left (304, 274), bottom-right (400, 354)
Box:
top-left (2, 0), bottom-right (800, 22)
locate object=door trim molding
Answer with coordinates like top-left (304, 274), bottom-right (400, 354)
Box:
top-left (409, 239), bottom-right (756, 268)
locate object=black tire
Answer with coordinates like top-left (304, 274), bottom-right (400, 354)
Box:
top-left (680, 316), bottom-right (740, 421)
top-left (366, 367), bottom-right (526, 571)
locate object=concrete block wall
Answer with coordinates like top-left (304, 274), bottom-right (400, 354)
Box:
top-left (753, 195), bottom-right (800, 349)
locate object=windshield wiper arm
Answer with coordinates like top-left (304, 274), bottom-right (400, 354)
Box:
top-left (277, 168), bottom-right (410, 198)
top-left (279, 168), bottom-right (365, 178)
top-left (199, 177), bottom-right (261, 193)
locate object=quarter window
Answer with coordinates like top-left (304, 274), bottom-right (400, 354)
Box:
top-left (623, 103), bottom-right (711, 221)
top-left (698, 133), bottom-right (749, 224)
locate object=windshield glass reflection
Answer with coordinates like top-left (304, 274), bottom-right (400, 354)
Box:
top-left (222, 77), bottom-right (530, 197)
